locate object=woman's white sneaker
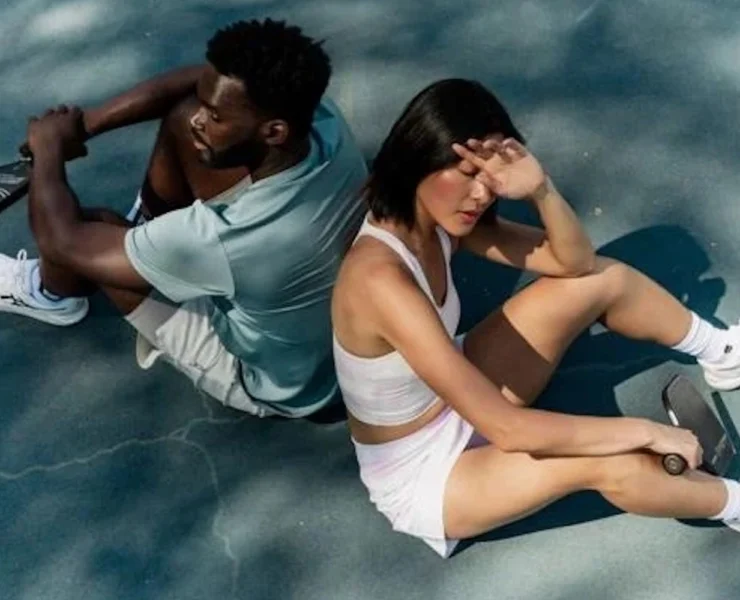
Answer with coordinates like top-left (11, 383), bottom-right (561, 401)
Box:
top-left (0, 250), bottom-right (88, 326)
top-left (723, 518), bottom-right (740, 533)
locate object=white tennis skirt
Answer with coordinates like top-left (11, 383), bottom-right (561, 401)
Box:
top-left (352, 404), bottom-right (478, 557)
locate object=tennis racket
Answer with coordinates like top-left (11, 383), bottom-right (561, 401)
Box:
top-left (0, 152), bottom-right (32, 213)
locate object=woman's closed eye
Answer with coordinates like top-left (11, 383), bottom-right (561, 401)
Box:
top-left (456, 159), bottom-right (479, 178)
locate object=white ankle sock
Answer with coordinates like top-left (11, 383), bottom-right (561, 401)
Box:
top-left (710, 479), bottom-right (740, 521)
top-left (29, 263), bottom-right (64, 306)
top-left (671, 312), bottom-right (729, 364)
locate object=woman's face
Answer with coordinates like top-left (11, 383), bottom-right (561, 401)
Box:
top-left (416, 161), bottom-right (495, 237)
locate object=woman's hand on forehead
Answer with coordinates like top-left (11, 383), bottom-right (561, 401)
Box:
top-left (454, 136), bottom-right (497, 174)
top-left (452, 137), bottom-right (546, 200)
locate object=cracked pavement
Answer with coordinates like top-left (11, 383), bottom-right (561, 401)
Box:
top-left (2, 0), bottom-right (740, 599)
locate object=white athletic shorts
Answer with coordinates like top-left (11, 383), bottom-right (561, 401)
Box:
top-left (124, 194), bottom-right (273, 416)
top-left (353, 404), bottom-right (483, 558)
top-left (125, 294), bottom-right (272, 417)
top-left (350, 335), bottom-right (488, 557)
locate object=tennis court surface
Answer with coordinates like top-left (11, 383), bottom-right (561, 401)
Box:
top-left (2, 1), bottom-right (739, 598)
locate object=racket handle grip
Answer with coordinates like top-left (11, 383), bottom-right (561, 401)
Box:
top-left (662, 454), bottom-right (687, 476)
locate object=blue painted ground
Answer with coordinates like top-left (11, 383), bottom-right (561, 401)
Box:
top-left (1, 1), bottom-right (740, 599)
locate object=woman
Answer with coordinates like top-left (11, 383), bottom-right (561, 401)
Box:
top-left (331, 79), bottom-right (740, 557)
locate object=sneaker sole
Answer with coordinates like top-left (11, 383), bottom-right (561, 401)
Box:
top-left (704, 371), bottom-right (740, 392)
top-left (723, 519), bottom-right (740, 533)
top-left (0, 299), bottom-right (89, 326)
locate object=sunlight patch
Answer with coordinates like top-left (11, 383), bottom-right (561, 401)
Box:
top-left (437, 1), bottom-right (572, 78)
top-left (703, 33), bottom-right (740, 88)
top-left (28, 1), bottom-right (107, 40)
top-left (330, 60), bottom-right (449, 150)
top-left (20, 46), bottom-right (143, 105)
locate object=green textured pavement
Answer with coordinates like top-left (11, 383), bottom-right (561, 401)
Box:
top-left (1, 1), bottom-right (740, 599)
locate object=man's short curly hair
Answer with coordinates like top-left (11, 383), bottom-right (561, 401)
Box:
top-left (206, 19), bottom-right (331, 138)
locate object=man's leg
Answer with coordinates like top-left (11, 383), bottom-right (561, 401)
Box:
top-left (0, 205), bottom-right (134, 326)
top-left (0, 98), bottom-right (201, 323)
top-left (36, 96), bottom-right (207, 299)
top-left (31, 92), bottom-right (253, 300)
top-left (0, 182), bottom-right (161, 325)
top-left (39, 207), bottom-right (131, 298)
top-left (135, 97), bottom-right (197, 219)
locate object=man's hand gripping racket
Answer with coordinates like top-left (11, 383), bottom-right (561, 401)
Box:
top-left (0, 150), bottom-right (32, 214)
top-left (0, 105), bottom-right (89, 214)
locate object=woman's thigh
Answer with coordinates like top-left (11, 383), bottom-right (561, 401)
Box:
top-left (443, 443), bottom-right (611, 539)
top-left (463, 258), bottom-right (622, 406)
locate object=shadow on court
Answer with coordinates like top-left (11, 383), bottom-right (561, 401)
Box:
top-left (3, 1), bottom-right (740, 599)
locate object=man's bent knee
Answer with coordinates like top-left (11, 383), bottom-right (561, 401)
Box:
top-left (140, 95), bottom-right (199, 218)
top-left (162, 95), bottom-right (199, 138)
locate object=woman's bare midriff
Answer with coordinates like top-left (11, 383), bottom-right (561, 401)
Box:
top-left (348, 399), bottom-right (448, 445)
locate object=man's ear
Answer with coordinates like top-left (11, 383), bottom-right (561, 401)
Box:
top-left (261, 119), bottom-right (290, 146)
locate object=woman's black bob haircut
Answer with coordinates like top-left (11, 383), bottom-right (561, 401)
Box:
top-left (365, 78), bottom-right (524, 228)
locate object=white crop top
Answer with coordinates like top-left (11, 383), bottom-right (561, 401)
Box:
top-left (333, 216), bottom-right (461, 426)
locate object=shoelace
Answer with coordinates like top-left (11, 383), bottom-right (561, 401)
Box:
top-left (13, 249), bottom-right (29, 294)
top-left (0, 249), bottom-right (28, 291)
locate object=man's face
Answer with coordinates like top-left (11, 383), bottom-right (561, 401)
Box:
top-left (189, 64), bottom-right (267, 169)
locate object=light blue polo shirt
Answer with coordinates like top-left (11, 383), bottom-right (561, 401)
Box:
top-left (124, 99), bottom-right (368, 416)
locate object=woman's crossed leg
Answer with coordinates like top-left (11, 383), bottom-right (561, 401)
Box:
top-left (445, 256), bottom-right (733, 539)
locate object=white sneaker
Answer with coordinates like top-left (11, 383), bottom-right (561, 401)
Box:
top-left (0, 250), bottom-right (88, 326)
top-left (699, 323), bottom-right (740, 391)
top-left (723, 518), bottom-right (740, 533)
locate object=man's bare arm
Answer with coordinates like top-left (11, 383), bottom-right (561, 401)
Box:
top-left (83, 65), bottom-right (205, 137)
top-left (28, 110), bottom-right (150, 291)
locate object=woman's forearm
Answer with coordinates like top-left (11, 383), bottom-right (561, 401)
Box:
top-left (447, 363), bottom-right (655, 459)
top-left (498, 407), bottom-right (655, 458)
top-left (83, 64), bottom-right (205, 137)
top-left (529, 179), bottom-right (595, 275)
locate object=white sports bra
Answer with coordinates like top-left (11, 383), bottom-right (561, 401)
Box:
top-left (333, 215), bottom-right (461, 426)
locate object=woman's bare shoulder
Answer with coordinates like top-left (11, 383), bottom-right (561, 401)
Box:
top-left (335, 236), bottom-right (418, 308)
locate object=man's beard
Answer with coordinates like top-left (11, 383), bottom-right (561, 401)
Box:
top-left (194, 134), bottom-right (267, 170)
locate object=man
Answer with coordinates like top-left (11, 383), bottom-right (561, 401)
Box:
top-left (0, 19), bottom-right (368, 418)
